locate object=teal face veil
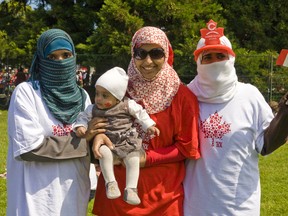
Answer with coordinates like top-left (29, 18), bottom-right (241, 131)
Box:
top-left (28, 29), bottom-right (86, 124)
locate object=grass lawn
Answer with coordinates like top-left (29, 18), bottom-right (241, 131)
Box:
top-left (0, 109), bottom-right (287, 215)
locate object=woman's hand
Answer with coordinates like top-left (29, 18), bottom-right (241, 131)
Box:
top-left (85, 117), bottom-right (108, 141)
top-left (92, 133), bottom-right (114, 159)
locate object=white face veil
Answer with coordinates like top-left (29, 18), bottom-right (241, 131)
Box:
top-left (188, 54), bottom-right (238, 103)
top-left (188, 20), bottom-right (238, 103)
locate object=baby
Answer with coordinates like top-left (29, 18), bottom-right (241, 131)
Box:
top-left (73, 66), bottom-right (160, 205)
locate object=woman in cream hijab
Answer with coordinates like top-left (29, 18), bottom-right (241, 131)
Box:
top-left (92, 26), bottom-right (200, 216)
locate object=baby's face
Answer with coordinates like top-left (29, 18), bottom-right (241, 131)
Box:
top-left (94, 85), bottom-right (119, 110)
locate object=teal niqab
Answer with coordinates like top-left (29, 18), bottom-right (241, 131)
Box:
top-left (28, 29), bottom-right (86, 124)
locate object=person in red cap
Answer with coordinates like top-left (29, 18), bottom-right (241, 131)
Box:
top-left (184, 20), bottom-right (288, 216)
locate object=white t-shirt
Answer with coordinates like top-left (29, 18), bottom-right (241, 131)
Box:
top-left (89, 164), bottom-right (98, 190)
top-left (184, 83), bottom-right (274, 216)
top-left (7, 82), bottom-right (91, 216)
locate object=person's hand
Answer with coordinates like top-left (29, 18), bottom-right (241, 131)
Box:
top-left (75, 126), bottom-right (87, 138)
top-left (86, 117), bottom-right (108, 141)
top-left (279, 92), bottom-right (288, 106)
top-left (92, 133), bottom-right (113, 159)
top-left (147, 126), bottom-right (160, 136)
top-left (278, 92), bottom-right (288, 114)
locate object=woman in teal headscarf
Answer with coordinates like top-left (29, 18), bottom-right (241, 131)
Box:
top-left (29, 28), bottom-right (86, 124)
top-left (7, 29), bottom-right (91, 216)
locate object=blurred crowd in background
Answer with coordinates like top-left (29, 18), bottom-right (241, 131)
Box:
top-left (0, 65), bottom-right (98, 109)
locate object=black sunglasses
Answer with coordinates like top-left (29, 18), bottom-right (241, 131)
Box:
top-left (133, 48), bottom-right (165, 60)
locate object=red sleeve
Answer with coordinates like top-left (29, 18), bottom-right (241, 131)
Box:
top-left (145, 145), bottom-right (185, 167)
top-left (144, 84), bottom-right (201, 167)
top-left (174, 84), bottom-right (200, 159)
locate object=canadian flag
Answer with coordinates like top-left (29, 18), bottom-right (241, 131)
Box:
top-left (276, 49), bottom-right (288, 67)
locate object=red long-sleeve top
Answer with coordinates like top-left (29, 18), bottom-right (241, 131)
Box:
top-left (93, 84), bottom-right (200, 216)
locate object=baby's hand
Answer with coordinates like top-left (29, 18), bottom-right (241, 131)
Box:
top-left (76, 126), bottom-right (87, 138)
top-left (147, 126), bottom-right (160, 136)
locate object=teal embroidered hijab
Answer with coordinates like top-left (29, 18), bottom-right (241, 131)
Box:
top-left (28, 29), bottom-right (86, 124)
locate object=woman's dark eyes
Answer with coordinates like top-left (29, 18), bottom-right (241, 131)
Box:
top-left (64, 53), bottom-right (72, 58)
top-left (47, 53), bottom-right (72, 60)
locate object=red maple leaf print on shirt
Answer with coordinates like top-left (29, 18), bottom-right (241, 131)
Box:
top-left (52, 124), bottom-right (72, 136)
top-left (200, 111), bottom-right (231, 147)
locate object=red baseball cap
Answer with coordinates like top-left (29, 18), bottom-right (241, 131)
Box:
top-left (194, 20), bottom-right (235, 61)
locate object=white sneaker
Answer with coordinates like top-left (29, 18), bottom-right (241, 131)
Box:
top-left (106, 181), bottom-right (121, 199)
top-left (124, 188), bottom-right (141, 205)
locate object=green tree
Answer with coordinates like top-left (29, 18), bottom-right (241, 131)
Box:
top-left (217, 0), bottom-right (288, 52)
top-left (0, 29), bottom-right (25, 68)
top-left (1, 0), bottom-right (103, 67)
top-left (83, 0), bottom-right (225, 78)
top-left (0, 1), bottom-right (30, 67)
top-left (21, 0), bottom-right (103, 45)
top-left (1, 0), bottom-right (287, 101)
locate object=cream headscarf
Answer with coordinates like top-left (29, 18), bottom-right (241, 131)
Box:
top-left (127, 26), bottom-right (180, 114)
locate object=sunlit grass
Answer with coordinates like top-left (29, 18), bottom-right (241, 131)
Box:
top-left (0, 110), bottom-right (8, 215)
top-left (259, 144), bottom-right (288, 215)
